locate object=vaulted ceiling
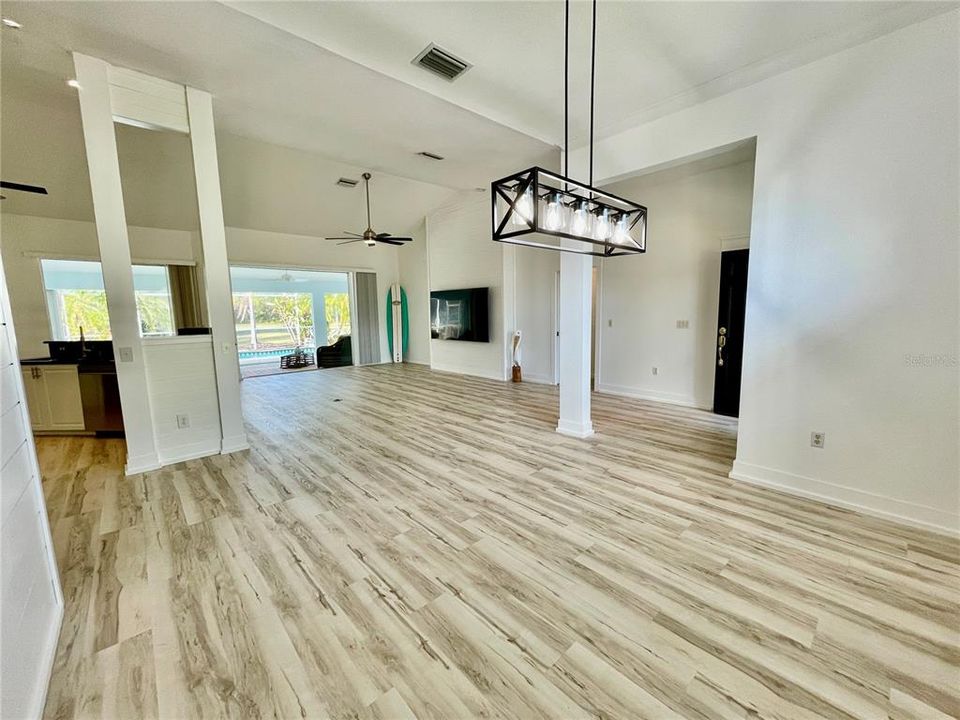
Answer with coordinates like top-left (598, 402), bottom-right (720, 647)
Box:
top-left (1, 0), bottom-right (953, 232)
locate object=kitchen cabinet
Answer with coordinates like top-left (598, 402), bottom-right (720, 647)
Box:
top-left (20, 365), bottom-right (85, 432)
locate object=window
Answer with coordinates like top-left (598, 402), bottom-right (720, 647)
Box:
top-left (41, 259), bottom-right (176, 340)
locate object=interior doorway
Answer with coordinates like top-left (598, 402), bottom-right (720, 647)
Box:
top-left (713, 249), bottom-right (749, 416)
top-left (228, 266), bottom-right (353, 380)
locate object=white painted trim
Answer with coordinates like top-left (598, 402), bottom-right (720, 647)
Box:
top-left (429, 363), bottom-right (506, 383)
top-left (595, 382), bottom-right (708, 410)
top-left (124, 453), bottom-right (162, 476)
top-left (186, 87), bottom-right (248, 455)
top-left (221, 436), bottom-right (250, 455)
top-left (556, 418), bottom-right (595, 438)
top-left (228, 259), bottom-right (377, 274)
top-left (730, 460), bottom-right (960, 537)
top-left (141, 335), bottom-right (212, 347)
top-left (522, 372), bottom-right (554, 385)
top-left (721, 233), bottom-right (750, 251)
top-left (74, 52), bottom-right (161, 473)
top-left (158, 441), bottom-right (223, 467)
top-left (592, 259), bottom-right (604, 388)
top-left (34, 608), bottom-right (64, 720)
top-left (23, 251), bottom-right (195, 266)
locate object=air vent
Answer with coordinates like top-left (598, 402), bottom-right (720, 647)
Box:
top-left (412, 44), bottom-right (471, 81)
top-left (336, 177), bottom-right (359, 188)
top-left (417, 151), bottom-right (444, 161)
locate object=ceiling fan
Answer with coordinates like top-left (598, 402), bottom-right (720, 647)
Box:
top-left (326, 173), bottom-right (413, 247)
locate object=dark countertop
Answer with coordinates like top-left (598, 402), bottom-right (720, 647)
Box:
top-left (21, 357), bottom-right (117, 373)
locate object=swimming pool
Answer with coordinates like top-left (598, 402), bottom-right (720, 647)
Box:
top-left (238, 348), bottom-right (299, 363)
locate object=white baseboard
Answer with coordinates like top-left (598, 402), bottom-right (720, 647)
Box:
top-left (125, 451), bottom-right (161, 476)
top-left (221, 434), bottom-right (250, 454)
top-left (33, 602), bottom-right (63, 720)
top-left (556, 418), bottom-right (595, 439)
top-left (158, 440), bottom-right (222, 467)
top-left (429, 363), bottom-right (506, 382)
top-left (521, 373), bottom-right (555, 386)
top-left (594, 382), bottom-right (708, 410)
top-left (730, 460), bottom-right (959, 537)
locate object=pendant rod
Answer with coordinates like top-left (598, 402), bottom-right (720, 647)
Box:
top-left (564, 0), bottom-right (569, 178)
top-left (363, 172), bottom-right (372, 229)
top-left (589, 0), bottom-right (597, 188)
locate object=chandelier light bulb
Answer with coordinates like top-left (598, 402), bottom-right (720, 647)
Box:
top-left (613, 213), bottom-right (631, 244)
top-left (513, 186), bottom-right (534, 226)
top-left (594, 208), bottom-right (613, 241)
top-left (571, 200), bottom-right (591, 235)
top-left (544, 193), bottom-right (564, 231)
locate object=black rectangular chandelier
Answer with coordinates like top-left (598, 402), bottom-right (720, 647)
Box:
top-left (491, 166), bottom-right (646, 257)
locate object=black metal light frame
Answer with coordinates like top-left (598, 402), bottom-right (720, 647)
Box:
top-left (491, 166), bottom-right (646, 257)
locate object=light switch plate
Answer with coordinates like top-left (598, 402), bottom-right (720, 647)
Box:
top-left (118, 347), bottom-right (134, 362)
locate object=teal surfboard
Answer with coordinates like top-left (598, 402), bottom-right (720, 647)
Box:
top-left (386, 285), bottom-right (409, 362)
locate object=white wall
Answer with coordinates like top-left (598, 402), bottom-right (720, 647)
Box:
top-left (574, 11), bottom-right (960, 533)
top-left (598, 159), bottom-right (755, 408)
top-left (425, 197), bottom-right (506, 380)
top-left (143, 337), bottom-right (221, 464)
top-left (421, 197), bottom-right (561, 383)
top-left (0, 253), bottom-right (62, 720)
top-left (397, 219), bottom-right (431, 365)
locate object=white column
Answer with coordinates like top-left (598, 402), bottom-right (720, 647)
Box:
top-left (185, 87), bottom-right (248, 453)
top-left (73, 53), bottom-right (160, 473)
top-left (556, 242), bottom-right (594, 438)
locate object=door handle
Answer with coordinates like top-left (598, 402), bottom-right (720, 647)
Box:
top-left (717, 327), bottom-right (727, 367)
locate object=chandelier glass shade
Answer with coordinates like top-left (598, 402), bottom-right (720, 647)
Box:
top-left (492, 166), bottom-right (646, 257)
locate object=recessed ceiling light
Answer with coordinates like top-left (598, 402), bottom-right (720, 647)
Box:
top-left (1, 18), bottom-right (22, 29)
top-left (67, 79), bottom-right (81, 89)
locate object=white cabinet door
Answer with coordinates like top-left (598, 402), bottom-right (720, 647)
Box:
top-left (40, 366), bottom-right (84, 430)
top-left (20, 367), bottom-right (50, 430)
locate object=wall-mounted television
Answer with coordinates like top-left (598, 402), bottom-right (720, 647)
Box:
top-left (430, 287), bottom-right (489, 342)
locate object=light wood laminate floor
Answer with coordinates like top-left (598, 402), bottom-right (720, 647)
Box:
top-left (38, 364), bottom-right (960, 719)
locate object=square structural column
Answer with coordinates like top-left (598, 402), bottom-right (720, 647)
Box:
top-left (73, 53), bottom-right (160, 474)
top-left (185, 88), bottom-right (247, 454)
top-left (556, 240), bottom-right (594, 438)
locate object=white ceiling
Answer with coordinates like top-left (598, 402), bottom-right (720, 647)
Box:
top-left (0, 1), bottom-right (557, 191)
top-left (2, 0), bottom-right (953, 225)
top-left (230, 0), bottom-right (956, 146)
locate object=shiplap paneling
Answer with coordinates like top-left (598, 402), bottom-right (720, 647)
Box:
top-left (142, 336), bottom-right (221, 464)
top-left (0, 254), bottom-right (62, 719)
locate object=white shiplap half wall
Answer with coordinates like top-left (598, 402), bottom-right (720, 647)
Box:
top-left (142, 336), bottom-right (222, 464)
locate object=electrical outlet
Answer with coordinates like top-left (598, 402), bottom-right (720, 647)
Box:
top-left (176, 414), bottom-right (190, 429)
top-left (607, 319), bottom-right (613, 328)
top-left (676, 320), bottom-right (690, 329)
top-left (811, 431), bottom-right (825, 448)
top-left (652, 366), bottom-right (659, 376)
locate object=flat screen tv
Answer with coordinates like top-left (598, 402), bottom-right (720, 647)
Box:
top-left (430, 287), bottom-right (489, 342)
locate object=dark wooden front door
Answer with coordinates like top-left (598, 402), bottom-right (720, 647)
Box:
top-left (713, 249), bottom-right (749, 417)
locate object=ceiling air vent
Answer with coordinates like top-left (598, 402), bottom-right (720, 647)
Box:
top-left (412, 43), bottom-right (471, 81)
top-left (417, 151), bottom-right (444, 161)
top-left (336, 177), bottom-right (359, 188)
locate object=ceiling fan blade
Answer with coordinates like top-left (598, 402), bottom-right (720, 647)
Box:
top-left (376, 232), bottom-right (391, 238)
top-left (343, 230), bottom-right (364, 237)
top-left (336, 239), bottom-right (365, 245)
top-left (376, 238), bottom-right (408, 246)
top-left (1, 180), bottom-right (48, 195)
